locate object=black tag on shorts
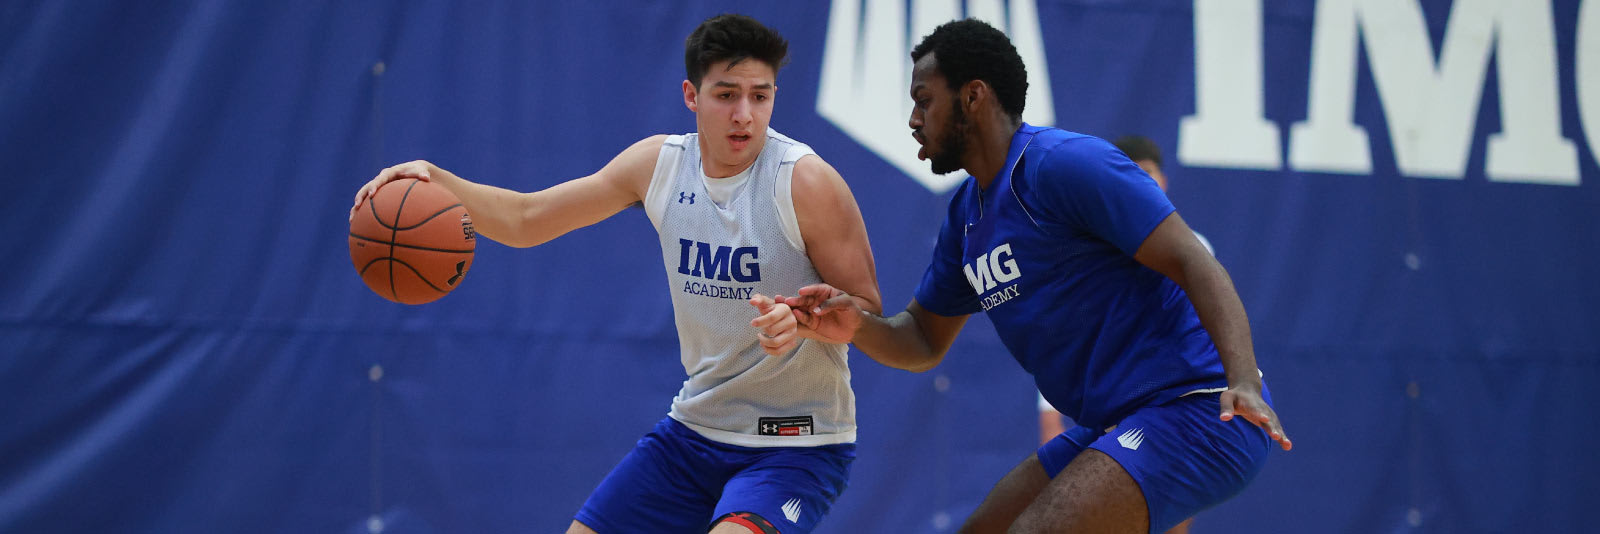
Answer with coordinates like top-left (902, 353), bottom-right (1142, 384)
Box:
top-left (757, 416), bottom-right (813, 436)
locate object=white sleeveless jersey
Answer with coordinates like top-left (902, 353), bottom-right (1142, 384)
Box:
top-left (641, 128), bottom-right (856, 447)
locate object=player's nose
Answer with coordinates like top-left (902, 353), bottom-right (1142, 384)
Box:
top-left (732, 98), bottom-right (753, 124)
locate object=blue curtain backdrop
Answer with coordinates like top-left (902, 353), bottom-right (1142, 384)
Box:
top-left (2, 1), bottom-right (1595, 532)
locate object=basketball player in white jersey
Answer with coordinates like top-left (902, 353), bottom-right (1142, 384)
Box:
top-left (349, 14), bottom-right (881, 534)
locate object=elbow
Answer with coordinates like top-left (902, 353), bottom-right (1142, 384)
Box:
top-left (866, 349), bottom-right (942, 373)
top-left (900, 354), bottom-right (943, 373)
top-left (507, 235), bottom-right (551, 249)
top-left (858, 294), bottom-right (885, 316)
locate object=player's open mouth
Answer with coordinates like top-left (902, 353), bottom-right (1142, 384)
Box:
top-left (729, 133), bottom-right (751, 150)
top-left (913, 131), bottom-right (928, 160)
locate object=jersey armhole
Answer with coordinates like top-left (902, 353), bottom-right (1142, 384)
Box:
top-left (643, 134), bottom-right (688, 231)
top-left (773, 151), bottom-right (811, 253)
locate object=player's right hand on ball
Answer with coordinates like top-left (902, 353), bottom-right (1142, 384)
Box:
top-left (350, 160), bottom-right (443, 221)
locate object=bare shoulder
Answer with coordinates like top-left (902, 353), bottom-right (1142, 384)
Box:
top-left (598, 134), bottom-right (671, 196)
top-left (616, 134), bottom-right (670, 167)
top-left (790, 154), bottom-right (867, 236)
top-left (791, 154), bottom-right (856, 207)
top-left (793, 153), bottom-right (843, 184)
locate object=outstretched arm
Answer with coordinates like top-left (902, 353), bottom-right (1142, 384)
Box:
top-left (1133, 212), bottom-right (1292, 451)
top-left (780, 153), bottom-right (975, 371)
top-left (785, 285), bottom-right (968, 373)
top-left (350, 135), bottom-right (664, 248)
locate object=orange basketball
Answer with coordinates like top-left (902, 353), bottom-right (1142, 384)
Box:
top-left (349, 178), bottom-right (475, 304)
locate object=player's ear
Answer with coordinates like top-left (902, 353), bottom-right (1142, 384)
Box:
top-left (962, 79), bottom-right (986, 113)
top-left (683, 80), bottom-right (699, 113)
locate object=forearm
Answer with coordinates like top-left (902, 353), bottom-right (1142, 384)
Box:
top-left (426, 169), bottom-right (546, 248)
top-left (850, 309), bottom-right (946, 372)
top-left (1181, 261), bottom-right (1261, 387)
top-left (432, 170), bottom-right (629, 249)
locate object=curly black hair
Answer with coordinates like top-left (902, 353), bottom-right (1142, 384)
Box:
top-left (684, 14), bottom-right (790, 89)
top-left (911, 19), bottom-right (1028, 121)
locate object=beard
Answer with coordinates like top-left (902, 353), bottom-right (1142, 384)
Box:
top-left (928, 100), bottom-right (968, 175)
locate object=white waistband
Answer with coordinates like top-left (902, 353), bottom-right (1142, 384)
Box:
top-left (674, 417), bottom-right (856, 448)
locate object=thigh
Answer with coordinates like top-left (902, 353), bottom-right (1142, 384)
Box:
top-left (713, 445), bottom-right (855, 534)
top-left (575, 420), bottom-right (723, 534)
top-left (962, 424), bottom-right (1103, 533)
top-left (1012, 448), bottom-right (1148, 534)
top-left (1035, 424), bottom-right (1103, 478)
top-left (957, 454), bottom-right (1052, 534)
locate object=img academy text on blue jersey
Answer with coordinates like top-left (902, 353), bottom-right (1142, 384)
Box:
top-left (914, 124), bottom-right (1234, 431)
top-left (963, 242), bottom-right (1022, 310)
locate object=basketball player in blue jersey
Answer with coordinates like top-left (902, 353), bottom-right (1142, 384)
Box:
top-left (1037, 135), bottom-right (1213, 534)
top-left (349, 15), bottom-right (882, 534)
top-left (783, 19), bottom-right (1291, 533)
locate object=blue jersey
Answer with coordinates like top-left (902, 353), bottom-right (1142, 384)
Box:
top-left (914, 124), bottom-right (1228, 430)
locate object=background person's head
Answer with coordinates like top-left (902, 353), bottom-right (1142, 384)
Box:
top-left (1114, 135), bottom-right (1167, 191)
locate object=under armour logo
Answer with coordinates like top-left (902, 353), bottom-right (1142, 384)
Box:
top-left (761, 423), bottom-right (778, 433)
top-left (781, 498), bottom-right (802, 523)
top-left (1117, 427), bottom-right (1145, 451)
top-left (447, 261), bottom-right (466, 286)
top-left (678, 192), bottom-right (695, 204)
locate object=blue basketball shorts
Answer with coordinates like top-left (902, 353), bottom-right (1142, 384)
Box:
top-left (1036, 389), bottom-right (1274, 533)
top-left (574, 416), bottom-right (855, 534)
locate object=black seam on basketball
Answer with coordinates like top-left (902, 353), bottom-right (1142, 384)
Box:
top-left (392, 203), bottom-right (465, 230)
top-left (358, 257), bottom-right (383, 275)
top-left (389, 180), bottom-right (419, 300)
top-left (368, 192), bottom-right (395, 230)
top-left (387, 258), bottom-right (450, 293)
top-left (349, 232), bottom-right (473, 253)
top-left (359, 258), bottom-right (449, 293)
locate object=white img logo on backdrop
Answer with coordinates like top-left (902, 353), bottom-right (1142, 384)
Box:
top-left (1180, 0), bottom-right (1583, 186)
top-left (817, 0), bottom-right (1056, 193)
